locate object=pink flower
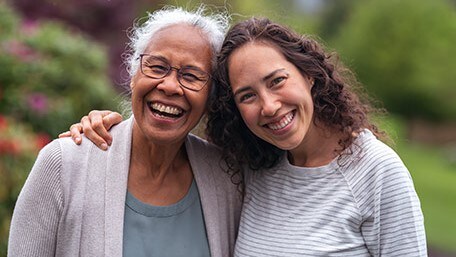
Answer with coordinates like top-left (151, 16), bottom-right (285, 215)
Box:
top-left (27, 93), bottom-right (48, 114)
top-left (21, 20), bottom-right (39, 36)
top-left (3, 39), bottom-right (38, 62)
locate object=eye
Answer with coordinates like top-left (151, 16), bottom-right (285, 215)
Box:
top-left (181, 72), bottom-right (203, 82)
top-left (238, 92), bottom-right (256, 103)
top-left (143, 58), bottom-right (169, 75)
top-left (149, 65), bottom-right (168, 75)
top-left (180, 68), bottom-right (207, 82)
top-left (271, 76), bottom-right (287, 87)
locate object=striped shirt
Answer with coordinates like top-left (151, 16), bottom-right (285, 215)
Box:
top-left (235, 130), bottom-right (427, 256)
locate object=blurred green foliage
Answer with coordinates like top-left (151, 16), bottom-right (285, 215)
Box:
top-left (228, 0), bottom-right (318, 35)
top-left (0, 116), bottom-right (45, 253)
top-left (405, 143), bottom-right (456, 253)
top-left (380, 115), bottom-right (456, 253)
top-left (0, 2), bottom-right (120, 255)
top-left (332, 0), bottom-right (456, 121)
top-left (0, 2), bottom-right (119, 137)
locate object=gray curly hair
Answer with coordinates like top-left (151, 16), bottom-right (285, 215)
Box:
top-left (125, 5), bottom-right (230, 78)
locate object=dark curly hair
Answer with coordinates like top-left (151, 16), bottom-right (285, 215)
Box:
top-left (206, 17), bottom-right (385, 183)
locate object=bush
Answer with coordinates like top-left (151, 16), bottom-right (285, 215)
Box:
top-left (0, 2), bottom-right (120, 255)
top-left (0, 2), bottom-right (119, 137)
top-left (333, 0), bottom-right (456, 121)
top-left (0, 115), bottom-right (51, 254)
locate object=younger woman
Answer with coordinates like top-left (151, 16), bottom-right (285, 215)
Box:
top-left (208, 17), bottom-right (426, 256)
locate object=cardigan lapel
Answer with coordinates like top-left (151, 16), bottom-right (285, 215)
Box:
top-left (185, 136), bottom-right (222, 257)
top-left (104, 117), bottom-right (133, 256)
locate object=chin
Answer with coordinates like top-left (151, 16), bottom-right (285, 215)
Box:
top-left (268, 141), bottom-right (297, 151)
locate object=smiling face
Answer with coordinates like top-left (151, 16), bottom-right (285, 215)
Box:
top-left (130, 24), bottom-right (212, 145)
top-left (228, 41), bottom-right (316, 151)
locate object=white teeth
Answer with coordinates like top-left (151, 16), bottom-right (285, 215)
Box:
top-left (151, 103), bottom-right (183, 115)
top-left (267, 112), bottom-right (293, 130)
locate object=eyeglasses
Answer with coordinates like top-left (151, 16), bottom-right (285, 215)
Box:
top-left (139, 54), bottom-right (211, 92)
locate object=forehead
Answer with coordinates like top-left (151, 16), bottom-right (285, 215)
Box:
top-left (145, 24), bottom-right (212, 68)
top-left (229, 41), bottom-right (285, 66)
top-left (228, 42), bottom-right (289, 85)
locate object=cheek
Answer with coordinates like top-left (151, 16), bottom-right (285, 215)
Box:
top-left (189, 91), bottom-right (210, 115)
top-left (130, 72), bottom-right (141, 89)
top-left (237, 105), bottom-right (257, 128)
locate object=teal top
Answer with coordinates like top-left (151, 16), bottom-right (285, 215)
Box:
top-left (123, 180), bottom-right (210, 257)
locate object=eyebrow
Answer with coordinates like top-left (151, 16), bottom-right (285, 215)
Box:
top-left (142, 54), bottom-right (168, 64)
top-left (233, 68), bottom-right (286, 97)
top-left (145, 54), bottom-right (209, 72)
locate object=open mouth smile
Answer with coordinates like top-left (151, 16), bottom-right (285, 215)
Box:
top-left (265, 111), bottom-right (294, 130)
top-left (148, 102), bottom-right (185, 118)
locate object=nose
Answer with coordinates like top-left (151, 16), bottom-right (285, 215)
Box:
top-left (155, 69), bottom-right (184, 96)
top-left (260, 94), bottom-right (281, 117)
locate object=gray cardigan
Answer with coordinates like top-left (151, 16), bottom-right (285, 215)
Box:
top-left (8, 118), bottom-right (241, 257)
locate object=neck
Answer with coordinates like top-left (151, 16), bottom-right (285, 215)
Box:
top-left (130, 126), bottom-right (188, 180)
top-left (288, 125), bottom-right (343, 167)
top-left (128, 123), bottom-right (193, 206)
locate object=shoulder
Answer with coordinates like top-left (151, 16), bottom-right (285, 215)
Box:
top-left (340, 130), bottom-right (420, 209)
top-left (56, 117), bottom-right (133, 158)
top-left (185, 134), bottom-right (234, 183)
top-left (36, 137), bottom-right (97, 194)
top-left (341, 130), bottom-right (416, 197)
top-left (30, 139), bottom-right (63, 179)
top-left (37, 139), bottom-right (62, 163)
top-left (33, 136), bottom-right (96, 178)
top-left (186, 133), bottom-right (223, 161)
top-left (16, 139), bottom-right (65, 208)
top-left (346, 130), bottom-right (409, 176)
top-left (109, 117), bottom-right (134, 138)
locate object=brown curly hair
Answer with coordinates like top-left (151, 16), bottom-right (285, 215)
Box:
top-left (206, 17), bottom-right (385, 183)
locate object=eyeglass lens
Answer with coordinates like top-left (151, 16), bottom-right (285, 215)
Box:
top-left (140, 55), bottom-right (209, 91)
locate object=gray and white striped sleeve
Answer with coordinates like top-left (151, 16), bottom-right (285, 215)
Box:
top-left (348, 139), bottom-right (427, 256)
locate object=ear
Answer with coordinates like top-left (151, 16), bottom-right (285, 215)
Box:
top-left (309, 77), bottom-right (315, 87)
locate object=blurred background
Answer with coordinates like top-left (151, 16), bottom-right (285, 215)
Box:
top-left (0, 0), bottom-right (455, 256)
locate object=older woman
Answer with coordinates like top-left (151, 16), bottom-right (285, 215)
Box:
top-left (8, 6), bottom-right (241, 257)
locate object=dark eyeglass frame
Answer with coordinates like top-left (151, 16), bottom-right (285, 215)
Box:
top-left (138, 54), bottom-right (211, 92)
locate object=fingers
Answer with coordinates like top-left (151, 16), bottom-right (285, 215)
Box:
top-left (58, 131), bottom-right (71, 138)
top-left (81, 115), bottom-right (109, 151)
top-left (103, 112), bottom-right (123, 131)
top-left (59, 110), bottom-right (123, 150)
top-left (69, 123), bottom-right (83, 145)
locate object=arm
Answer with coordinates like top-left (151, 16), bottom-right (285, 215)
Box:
top-left (58, 110), bottom-right (123, 150)
top-left (8, 141), bottom-right (64, 256)
top-left (360, 156), bottom-right (427, 256)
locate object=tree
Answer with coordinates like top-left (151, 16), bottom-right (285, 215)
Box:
top-left (333, 0), bottom-right (456, 121)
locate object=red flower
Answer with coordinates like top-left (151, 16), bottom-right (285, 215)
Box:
top-left (0, 115), bottom-right (7, 131)
top-left (0, 139), bottom-right (21, 155)
top-left (35, 133), bottom-right (51, 150)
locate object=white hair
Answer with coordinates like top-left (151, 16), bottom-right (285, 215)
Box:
top-left (125, 5), bottom-right (230, 78)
